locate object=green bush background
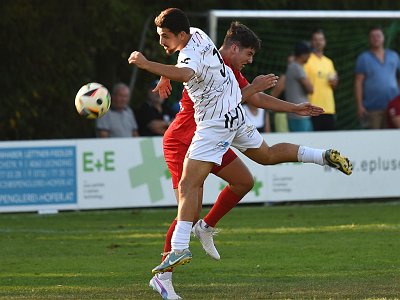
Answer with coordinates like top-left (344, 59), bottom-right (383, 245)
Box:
top-left (2, 0), bottom-right (400, 140)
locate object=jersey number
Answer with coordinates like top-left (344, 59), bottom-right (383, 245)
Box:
top-left (213, 48), bottom-right (226, 77)
top-left (224, 106), bottom-right (244, 129)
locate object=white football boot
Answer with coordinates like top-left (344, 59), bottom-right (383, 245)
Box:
top-left (192, 219), bottom-right (220, 260)
top-left (149, 274), bottom-right (182, 300)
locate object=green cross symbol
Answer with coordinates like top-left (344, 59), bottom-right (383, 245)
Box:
top-left (252, 177), bottom-right (263, 197)
top-left (128, 139), bottom-right (168, 203)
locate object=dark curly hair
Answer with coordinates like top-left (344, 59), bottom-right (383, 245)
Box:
top-left (223, 21), bottom-right (261, 52)
top-left (154, 8), bottom-right (190, 35)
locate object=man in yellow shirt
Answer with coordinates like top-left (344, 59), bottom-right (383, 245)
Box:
top-left (304, 29), bottom-right (338, 130)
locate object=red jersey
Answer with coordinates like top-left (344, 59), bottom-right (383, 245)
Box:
top-left (387, 95), bottom-right (400, 128)
top-left (164, 59), bottom-right (250, 146)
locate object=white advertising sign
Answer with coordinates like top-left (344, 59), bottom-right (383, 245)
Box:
top-left (0, 130), bottom-right (399, 213)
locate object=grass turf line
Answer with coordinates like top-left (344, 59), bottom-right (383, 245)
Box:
top-left (0, 201), bottom-right (399, 299)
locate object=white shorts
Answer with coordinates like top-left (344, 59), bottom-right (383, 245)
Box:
top-left (187, 104), bottom-right (264, 165)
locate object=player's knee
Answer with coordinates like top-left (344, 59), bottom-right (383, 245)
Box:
top-left (230, 175), bottom-right (254, 196)
top-left (178, 178), bottom-right (189, 196)
top-left (258, 149), bottom-right (273, 165)
top-left (257, 152), bottom-right (275, 165)
top-left (178, 177), bottom-right (197, 196)
top-left (243, 175), bottom-right (254, 193)
top-left (245, 145), bottom-right (274, 166)
top-left (250, 156), bottom-right (271, 165)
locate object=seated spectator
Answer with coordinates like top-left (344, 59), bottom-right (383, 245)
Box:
top-left (387, 95), bottom-right (400, 128)
top-left (243, 102), bottom-right (270, 133)
top-left (96, 83), bottom-right (139, 137)
top-left (137, 80), bottom-right (175, 136)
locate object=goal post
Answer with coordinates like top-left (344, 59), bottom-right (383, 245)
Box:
top-left (207, 10), bottom-right (400, 130)
top-left (209, 10), bottom-right (400, 43)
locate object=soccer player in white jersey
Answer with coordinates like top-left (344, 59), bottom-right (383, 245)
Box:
top-left (128, 7), bottom-right (352, 281)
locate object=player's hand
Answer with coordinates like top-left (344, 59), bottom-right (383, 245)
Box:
top-left (128, 51), bottom-right (148, 69)
top-left (294, 102), bottom-right (325, 116)
top-left (252, 74), bottom-right (279, 92)
top-left (153, 76), bottom-right (172, 99)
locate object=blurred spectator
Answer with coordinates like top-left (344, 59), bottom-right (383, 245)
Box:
top-left (304, 29), bottom-right (338, 131)
top-left (96, 83), bottom-right (139, 137)
top-left (387, 95), bottom-right (400, 128)
top-left (284, 41), bottom-right (314, 132)
top-left (355, 26), bottom-right (400, 129)
top-left (243, 102), bottom-right (270, 133)
top-left (270, 54), bottom-right (294, 132)
top-left (137, 80), bottom-right (174, 136)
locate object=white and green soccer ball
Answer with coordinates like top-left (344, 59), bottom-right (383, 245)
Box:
top-left (75, 82), bottom-right (111, 119)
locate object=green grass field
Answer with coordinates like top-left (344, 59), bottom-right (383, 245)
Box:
top-left (1, 201), bottom-right (400, 299)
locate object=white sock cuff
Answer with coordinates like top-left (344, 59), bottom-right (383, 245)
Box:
top-left (298, 146), bottom-right (325, 165)
top-left (314, 149), bottom-right (325, 165)
top-left (297, 145), bottom-right (306, 162)
top-left (171, 221), bottom-right (192, 251)
top-left (177, 220), bottom-right (192, 231)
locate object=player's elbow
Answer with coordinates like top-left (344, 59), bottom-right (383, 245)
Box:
top-left (178, 68), bottom-right (195, 82)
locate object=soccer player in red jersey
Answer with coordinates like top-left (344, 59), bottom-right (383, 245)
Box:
top-left (128, 10), bottom-right (352, 299)
top-left (146, 20), bottom-right (338, 299)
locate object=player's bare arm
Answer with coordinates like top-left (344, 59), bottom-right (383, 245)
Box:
top-left (128, 51), bottom-right (194, 82)
top-left (245, 89), bottom-right (324, 116)
top-left (241, 74), bottom-right (278, 100)
top-left (293, 102), bottom-right (325, 116)
top-left (270, 75), bottom-right (286, 98)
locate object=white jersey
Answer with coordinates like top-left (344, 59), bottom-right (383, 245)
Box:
top-left (176, 27), bottom-right (242, 123)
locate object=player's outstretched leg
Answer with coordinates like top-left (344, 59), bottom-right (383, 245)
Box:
top-left (324, 149), bottom-right (353, 175)
top-left (149, 273), bottom-right (182, 300)
top-left (192, 219), bottom-right (220, 260)
top-left (152, 249), bottom-right (192, 275)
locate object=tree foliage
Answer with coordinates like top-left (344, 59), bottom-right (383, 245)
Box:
top-left (1, 0), bottom-right (400, 140)
top-left (1, 0), bottom-right (153, 139)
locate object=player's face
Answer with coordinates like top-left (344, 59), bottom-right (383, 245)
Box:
top-left (311, 32), bottom-right (326, 52)
top-left (157, 27), bottom-right (182, 55)
top-left (231, 45), bottom-right (255, 70)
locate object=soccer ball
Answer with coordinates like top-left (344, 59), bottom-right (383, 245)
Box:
top-left (75, 82), bottom-right (111, 119)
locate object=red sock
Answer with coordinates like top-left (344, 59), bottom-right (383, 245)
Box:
top-left (162, 219), bottom-right (177, 262)
top-left (203, 186), bottom-right (242, 227)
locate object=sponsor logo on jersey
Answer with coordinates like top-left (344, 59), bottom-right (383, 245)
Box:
top-left (214, 141), bottom-right (229, 151)
top-left (245, 125), bottom-right (256, 138)
top-left (180, 57), bottom-right (191, 64)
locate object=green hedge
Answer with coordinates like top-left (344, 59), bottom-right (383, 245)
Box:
top-left (2, 0), bottom-right (399, 140)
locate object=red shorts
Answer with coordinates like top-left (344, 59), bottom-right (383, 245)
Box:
top-left (163, 138), bottom-right (238, 189)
